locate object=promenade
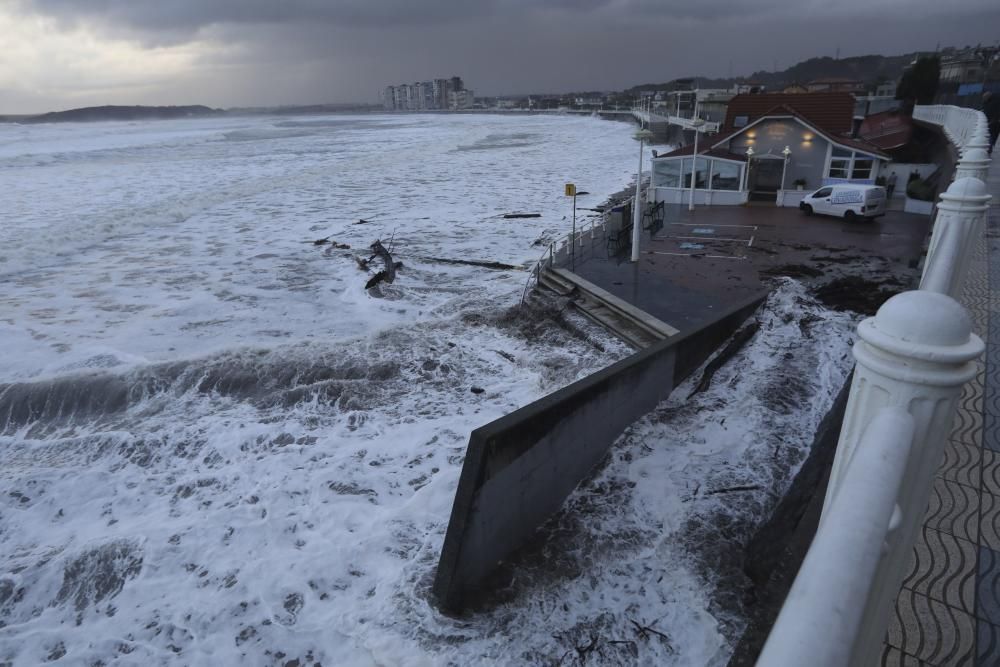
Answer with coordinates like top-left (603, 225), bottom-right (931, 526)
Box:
top-left (881, 160), bottom-right (1000, 666)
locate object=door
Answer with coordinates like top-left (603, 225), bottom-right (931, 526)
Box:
top-left (747, 157), bottom-right (784, 202)
top-left (811, 187), bottom-right (834, 214)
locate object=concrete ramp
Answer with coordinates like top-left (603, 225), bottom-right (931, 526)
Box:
top-left (539, 267), bottom-right (679, 348)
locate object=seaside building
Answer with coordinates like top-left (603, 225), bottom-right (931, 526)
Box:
top-left (651, 92), bottom-right (888, 207)
top-left (381, 76), bottom-right (474, 111)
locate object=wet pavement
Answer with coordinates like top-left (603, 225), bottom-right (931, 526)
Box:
top-left (559, 202), bottom-right (932, 334)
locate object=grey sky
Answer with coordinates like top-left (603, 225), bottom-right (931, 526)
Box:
top-left (2, 0), bottom-right (998, 113)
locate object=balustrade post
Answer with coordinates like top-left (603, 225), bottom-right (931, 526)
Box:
top-left (955, 146), bottom-right (991, 182)
top-left (823, 290), bottom-right (983, 664)
top-left (920, 177), bottom-right (991, 299)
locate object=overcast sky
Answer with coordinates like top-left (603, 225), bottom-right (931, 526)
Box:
top-left (1, 0), bottom-right (998, 114)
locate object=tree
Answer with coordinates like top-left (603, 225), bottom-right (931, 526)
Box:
top-left (896, 56), bottom-right (940, 105)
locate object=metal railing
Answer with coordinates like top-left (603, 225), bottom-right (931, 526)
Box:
top-left (519, 216), bottom-right (607, 307)
top-left (760, 104), bottom-right (992, 666)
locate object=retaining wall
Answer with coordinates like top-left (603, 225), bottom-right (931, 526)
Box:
top-left (433, 290), bottom-right (768, 612)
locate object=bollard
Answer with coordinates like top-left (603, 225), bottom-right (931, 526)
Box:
top-left (920, 177), bottom-right (991, 299)
top-left (823, 290), bottom-right (984, 664)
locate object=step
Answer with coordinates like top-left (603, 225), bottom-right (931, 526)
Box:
top-left (550, 267), bottom-right (679, 339)
top-left (537, 268), bottom-right (576, 296)
top-left (571, 297), bottom-right (657, 349)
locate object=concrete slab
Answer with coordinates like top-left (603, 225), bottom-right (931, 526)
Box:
top-left (559, 203), bottom-right (932, 335)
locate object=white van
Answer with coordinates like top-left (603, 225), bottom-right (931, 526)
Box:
top-left (799, 184), bottom-right (887, 221)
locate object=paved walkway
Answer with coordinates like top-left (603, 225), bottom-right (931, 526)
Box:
top-left (881, 163), bottom-right (1000, 665)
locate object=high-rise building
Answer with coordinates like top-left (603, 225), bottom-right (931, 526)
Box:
top-left (381, 77), bottom-right (472, 111)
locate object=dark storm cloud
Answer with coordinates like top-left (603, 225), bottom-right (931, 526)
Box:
top-left (7, 0), bottom-right (1000, 112)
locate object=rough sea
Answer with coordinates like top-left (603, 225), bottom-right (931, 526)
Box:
top-left (0, 113), bottom-right (855, 665)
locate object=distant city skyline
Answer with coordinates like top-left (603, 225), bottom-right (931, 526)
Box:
top-left (1, 0), bottom-right (999, 114)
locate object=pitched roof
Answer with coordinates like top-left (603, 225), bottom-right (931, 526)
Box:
top-left (858, 109), bottom-right (914, 150)
top-left (721, 92), bottom-right (856, 135)
top-left (654, 145), bottom-right (747, 161)
top-left (710, 109), bottom-right (888, 158)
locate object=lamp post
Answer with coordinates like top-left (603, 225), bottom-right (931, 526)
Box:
top-left (631, 128), bottom-right (655, 263)
top-left (743, 145), bottom-right (755, 196)
top-left (687, 117), bottom-right (706, 211)
top-left (780, 145), bottom-right (792, 205)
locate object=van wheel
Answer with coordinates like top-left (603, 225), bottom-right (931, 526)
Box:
top-left (844, 210), bottom-right (857, 222)
top-left (802, 205), bottom-right (813, 216)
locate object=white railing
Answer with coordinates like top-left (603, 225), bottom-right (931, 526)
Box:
top-left (760, 105), bottom-right (991, 666)
top-left (758, 409), bottom-right (914, 666)
top-left (913, 104), bottom-right (990, 152)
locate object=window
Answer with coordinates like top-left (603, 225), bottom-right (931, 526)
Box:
top-left (681, 157), bottom-right (709, 189)
top-left (653, 160), bottom-right (682, 188)
top-left (733, 115), bottom-right (749, 128)
top-left (852, 158), bottom-right (874, 180)
top-left (813, 187), bottom-right (833, 198)
top-left (828, 158), bottom-right (850, 179)
top-left (710, 161), bottom-right (741, 191)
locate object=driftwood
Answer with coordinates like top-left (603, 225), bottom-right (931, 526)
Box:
top-left (503, 213), bottom-right (541, 219)
top-left (687, 321), bottom-right (760, 398)
top-left (705, 484), bottom-right (762, 496)
top-left (364, 240), bottom-right (398, 291)
top-left (423, 257), bottom-right (519, 271)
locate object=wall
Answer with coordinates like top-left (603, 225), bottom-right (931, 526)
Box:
top-left (433, 291), bottom-right (767, 612)
top-left (725, 118), bottom-right (830, 192)
top-left (882, 163), bottom-right (937, 198)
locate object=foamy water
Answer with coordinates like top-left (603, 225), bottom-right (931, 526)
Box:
top-left (0, 113), bottom-right (854, 665)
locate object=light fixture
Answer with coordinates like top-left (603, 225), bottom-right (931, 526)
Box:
top-left (782, 146), bottom-right (792, 158)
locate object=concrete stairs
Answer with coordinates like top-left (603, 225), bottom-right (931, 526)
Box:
top-left (537, 267), bottom-right (679, 349)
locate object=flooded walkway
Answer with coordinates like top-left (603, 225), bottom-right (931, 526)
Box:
top-left (560, 202), bottom-right (931, 335)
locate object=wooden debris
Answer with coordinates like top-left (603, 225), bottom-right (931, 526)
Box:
top-left (687, 321), bottom-right (759, 398)
top-left (503, 213), bottom-right (542, 219)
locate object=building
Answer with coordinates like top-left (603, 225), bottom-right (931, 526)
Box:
top-left (650, 92), bottom-right (888, 207)
top-left (806, 78), bottom-right (866, 94)
top-left (381, 77), bottom-right (473, 111)
top-left (875, 80), bottom-right (897, 98)
top-left (782, 84), bottom-right (809, 94)
top-left (449, 89), bottom-right (474, 110)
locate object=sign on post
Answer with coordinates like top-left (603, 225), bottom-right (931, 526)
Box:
top-left (565, 183), bottom-right (576, 197)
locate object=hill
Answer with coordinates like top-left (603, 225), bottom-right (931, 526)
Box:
top-left (22, 105), bottom-right (221, 124)
top-left (628, 51), bottom-right (920, 93)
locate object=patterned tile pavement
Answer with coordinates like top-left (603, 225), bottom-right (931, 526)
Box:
top-left (881, 162), bottom-right (1000, 666)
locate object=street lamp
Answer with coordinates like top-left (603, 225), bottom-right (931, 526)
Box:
top-left (780, 146), bottom-right (792, 192)
top-left (687, 117), bottom-right (706, 211)
top-left (631, 128), bottom-right (655, 263)
top-left (743, 146), bottom-right (754, 194)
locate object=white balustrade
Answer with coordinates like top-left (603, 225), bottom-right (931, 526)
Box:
top-left (822, 291), bottom-right (983, 663)
top-left (758, 408), bottom-right (915, 667)
top-left (763, 101), bottom-right (991, 667)
top-left (921, 177), bottom-right (991, 298)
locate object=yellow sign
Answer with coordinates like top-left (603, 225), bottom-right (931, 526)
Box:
top-left (565, 183), bottom-right (576, 197)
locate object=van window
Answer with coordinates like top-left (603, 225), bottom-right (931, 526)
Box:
top-left (813, 187), bottom-right (833, 198)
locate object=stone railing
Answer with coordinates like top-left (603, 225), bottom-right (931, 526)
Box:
top-left (758, 105), bottom-right (992, 665)
top-left (913, 103), bottom-right (988, 153)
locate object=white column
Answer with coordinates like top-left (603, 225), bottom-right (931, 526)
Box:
top-left (631, 139), bottom-right (644, 262)
top-left (688, 130), bottom-right (700, 211)
top-left (823, 290), bottom-right (984, 665)
top-left (920, 177), bottom-right (991, 299)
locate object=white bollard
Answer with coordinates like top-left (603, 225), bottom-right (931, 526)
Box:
top-left (823, 290), bottom-right (984, 663)
top-left (920, 177), bottom-right (991, 299)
